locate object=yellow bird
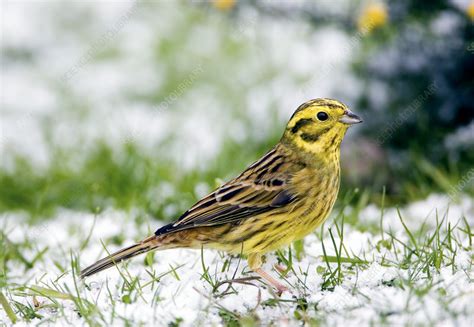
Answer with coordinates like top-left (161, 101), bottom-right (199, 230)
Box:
top-left (81, 98), bottom-right (362, 294)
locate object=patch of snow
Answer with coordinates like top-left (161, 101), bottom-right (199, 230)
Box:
top-left (1, 194), bottom-right (472, 325)
top-left (359, 193), bottom-right (474, 232)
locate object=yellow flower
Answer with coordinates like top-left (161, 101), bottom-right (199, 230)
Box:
top-left (357, 2), bottom-right (388, 33)
top-left (212, 0), bottom-right (236, 11)
top-left (467, 2), bottom-right (474, 21)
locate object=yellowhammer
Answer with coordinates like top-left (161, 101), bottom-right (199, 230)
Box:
top-left (81, 98), bottom-right (362, 294)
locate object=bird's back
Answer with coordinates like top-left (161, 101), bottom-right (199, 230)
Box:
top-left (162, 143), bottom-right (341, 256)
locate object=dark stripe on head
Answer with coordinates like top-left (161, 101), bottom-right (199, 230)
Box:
top-left (290, 118), bottom-right (313, 134)
top-left (300, 132), bottom-right (320, 142)
top-left (319, 103), bottom-right (345, 111)
top-left (300, 126), bottom-right (331, 143)
top-left (326, 104), bottom-right (344, 110)
top-left (290, 99), bottom-right (346, 121)
top-left (294, 99), bottom-right (344, 115)
top-left (290, 100), bottom-right (319, 120)
top-left (317, 99), bottom-right (346, 111)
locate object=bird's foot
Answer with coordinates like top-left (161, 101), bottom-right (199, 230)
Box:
top-left (254, 268), bottom-right (289, 296)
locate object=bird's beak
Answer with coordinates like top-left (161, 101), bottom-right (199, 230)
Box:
top-left (339, 110), bottom-right (363, 125)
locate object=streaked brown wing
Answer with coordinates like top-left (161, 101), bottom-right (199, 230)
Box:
top-left (155, 146), bottom-right (302, 235)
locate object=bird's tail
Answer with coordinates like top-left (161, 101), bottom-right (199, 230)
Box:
top-left (80, 235), bottom-right (162, 278)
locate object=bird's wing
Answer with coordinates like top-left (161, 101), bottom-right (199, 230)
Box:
top-left (155, 146), bottom-right (304, 235)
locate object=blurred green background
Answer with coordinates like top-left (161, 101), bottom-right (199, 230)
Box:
top-left (1, 0), bottom-right (473, 221)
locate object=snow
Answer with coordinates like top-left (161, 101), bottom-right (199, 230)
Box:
top-left (1, 194), bottom-right (473, 326)
top-left (359, 193), bottom-right (474, 232)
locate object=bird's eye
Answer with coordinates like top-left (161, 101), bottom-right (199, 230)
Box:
top-left (316, 112), bottom-right (328, 121)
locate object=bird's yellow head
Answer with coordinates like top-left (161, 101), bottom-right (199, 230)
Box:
top-left (282, 98), bottom-right (362, 158)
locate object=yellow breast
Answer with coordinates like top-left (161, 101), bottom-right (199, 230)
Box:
top-left (210, 163), bottom-right (340, 255)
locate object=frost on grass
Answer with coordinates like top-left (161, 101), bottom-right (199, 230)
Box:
top-left (1, 194), bottom-right (472, 326)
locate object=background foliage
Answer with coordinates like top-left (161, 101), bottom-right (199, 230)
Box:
top-left (1, 0), bottom-right (473, 219)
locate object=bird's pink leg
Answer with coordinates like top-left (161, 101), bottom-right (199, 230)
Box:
top-left (254, 268), bottom-right (288, 295)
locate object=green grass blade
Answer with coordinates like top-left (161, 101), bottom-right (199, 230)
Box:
top-left (0, 291), bottom-right (18, 324)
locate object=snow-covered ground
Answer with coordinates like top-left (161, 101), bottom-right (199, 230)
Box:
top-left (1, 194), bottom-right (473, 326)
